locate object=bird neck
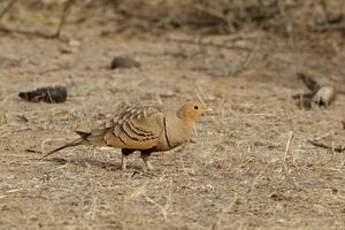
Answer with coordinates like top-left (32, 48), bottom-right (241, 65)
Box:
top-left (179, 117), bottom-right (196, 128)
top-left (162, 114), bottom-right (196, 148)
top-left (176, 111), bottom-right (196, 130)
top-left (177, 110), bottom-right (194, 121)
top-left (177, 109), bottom-right (185, 119)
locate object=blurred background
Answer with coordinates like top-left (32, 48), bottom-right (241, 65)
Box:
top-left (1, 0), bottom-right (345, 84)
top-left (2, 0), bottom-right (345, 39)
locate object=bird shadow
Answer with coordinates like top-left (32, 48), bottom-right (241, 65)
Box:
top-left (40, 157), bottom-right (144, 173)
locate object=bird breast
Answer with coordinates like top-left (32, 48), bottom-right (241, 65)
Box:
top-left (154, 115), bottom-right (195, 151)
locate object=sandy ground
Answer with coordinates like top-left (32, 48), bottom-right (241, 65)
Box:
top-left (1, 9), bottom-right (345, 230)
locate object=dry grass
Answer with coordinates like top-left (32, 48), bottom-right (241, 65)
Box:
top-left (0, 2), bottom-right (345, 230)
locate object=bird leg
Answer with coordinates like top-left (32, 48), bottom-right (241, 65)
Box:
top-left (121, 149), bottom-right (135, 171)
top-left (140, 150), bottom-right (153, 171)
top-left (121, 154), bottom-right (127, 171)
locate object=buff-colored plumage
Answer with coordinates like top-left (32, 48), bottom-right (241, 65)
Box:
top-left (41, 101), bottom-right (207, 171)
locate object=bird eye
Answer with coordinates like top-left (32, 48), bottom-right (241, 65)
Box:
top-left (194, 105), bottom-right (199, 110)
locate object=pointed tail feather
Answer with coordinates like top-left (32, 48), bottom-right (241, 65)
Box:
top-left (39, 137), bottom-right (86, 160)
top-left (40, 128), bottom-right (110, 160)
top-left (75, 131), bottom-right (91, 139)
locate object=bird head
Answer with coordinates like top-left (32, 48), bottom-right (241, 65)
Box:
top-left (177, 101), bottom-right (207, 121)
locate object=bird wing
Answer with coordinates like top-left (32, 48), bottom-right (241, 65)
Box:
top-left (104, 105), bottom-right (164, 150)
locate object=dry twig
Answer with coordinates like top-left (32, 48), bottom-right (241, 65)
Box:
top-left (294, 72), bottom-right (337, 109)
top-left (0, 0), bottom-right (75, 39)
top-left (164, 37), bottom-right (254, 52)
top-left (307, 139), bottom-right (345, 153)
top-left (51, 0), bottom-right (76, 38)
top-left (280, 131), bottom-right (295, 173)
top-left (0, 0), bottom-right (18, 24)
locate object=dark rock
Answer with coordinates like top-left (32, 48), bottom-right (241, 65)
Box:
top-left (110, 56), bottom-right (141, 69)
top-left (19, 86), bottom-right (67, 103)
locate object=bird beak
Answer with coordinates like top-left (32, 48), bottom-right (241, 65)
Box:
top-left (201, 106), bottom-right (209, 115)
top-left (205, 107), bottom-right (212, 114)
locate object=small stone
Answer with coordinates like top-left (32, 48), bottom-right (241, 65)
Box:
top-left (159, 90), bottom-right (175, 98)
top-left (60, 39), bottom-right (81, 54)
top-left (110, 56), bottom-right (141, 69)
top-left (68, 39), bottom-right (81, 47)
top-left (206, 95), bottom-right (217, 102)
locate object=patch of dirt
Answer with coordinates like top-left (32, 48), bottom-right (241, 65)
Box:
top-left (1, 4), bottom-right (345, 230)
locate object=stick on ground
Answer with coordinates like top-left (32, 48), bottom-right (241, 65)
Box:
top-left (51, 0), bottom-right (76, 38)
top-left (0, 0), bottom-right (18, 24)
top-left (280, 131), bottom-right (295, 173)
top-left (307, 139), bottom-right (345, 153)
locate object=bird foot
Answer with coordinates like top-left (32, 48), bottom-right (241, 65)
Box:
top-left (189, 138), bottom-right (197, 143)
top-left (142, 160), bottom-right (153, 172)
top-left (143, 164), bottom-right (153, 172)
top-left (121, 155), bottom-right (127, 171)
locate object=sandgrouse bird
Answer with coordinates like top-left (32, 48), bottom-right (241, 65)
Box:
top-left (41, 101), bottom-right (207, 171)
